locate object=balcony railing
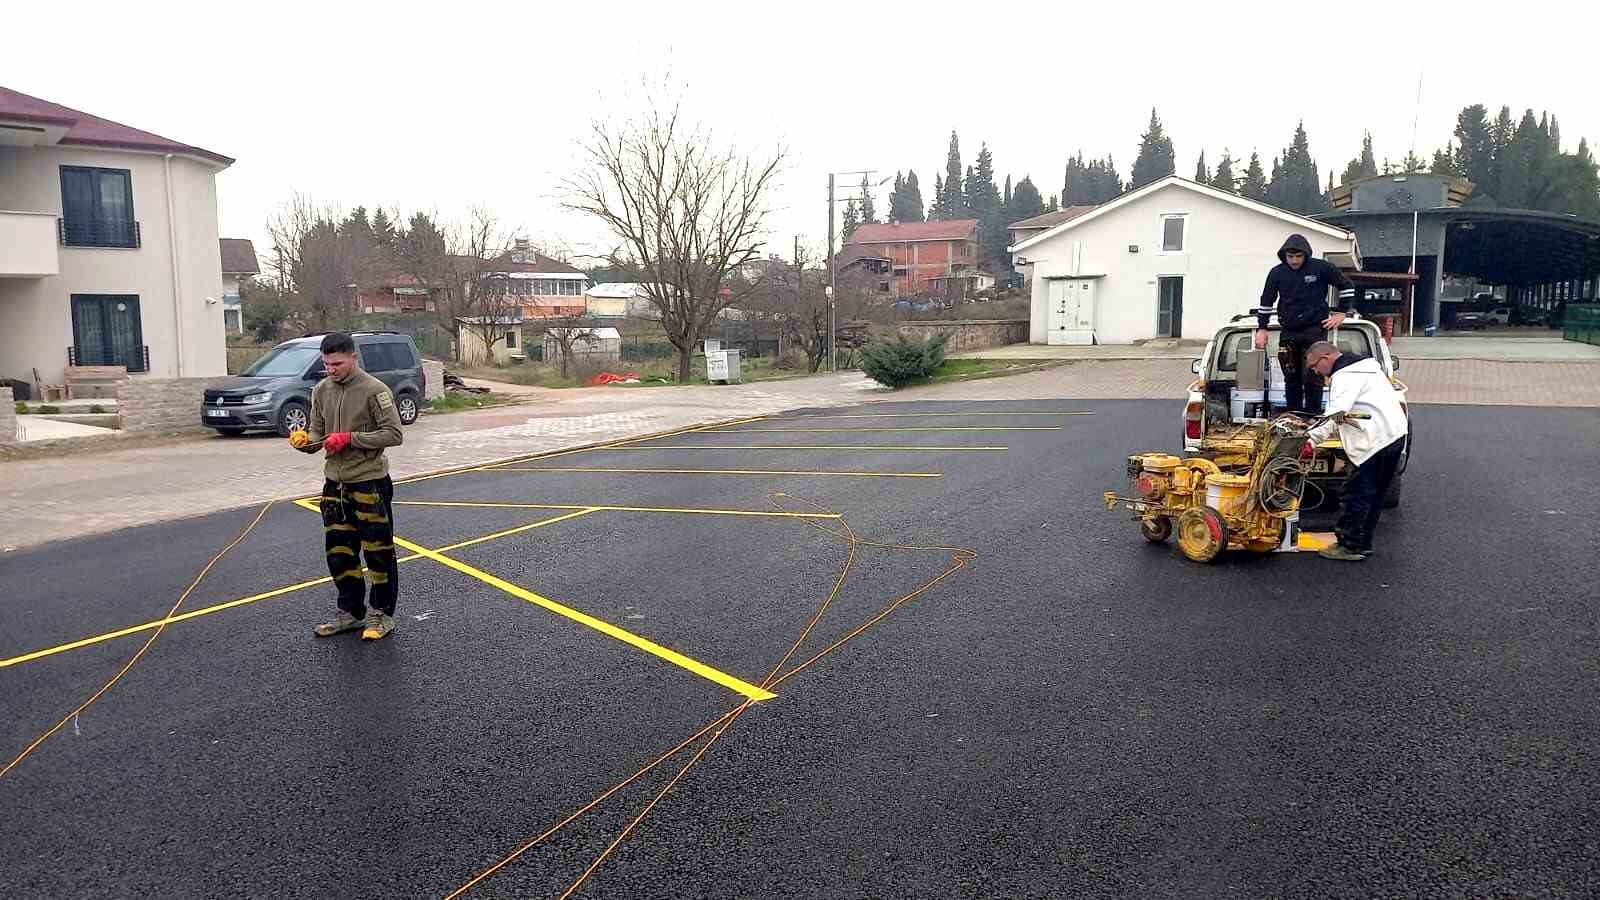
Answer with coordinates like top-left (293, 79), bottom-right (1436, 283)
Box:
top-left (68, 345), bottom-right (149, 373)
top-left (58, 218), bottom-right (141, 249)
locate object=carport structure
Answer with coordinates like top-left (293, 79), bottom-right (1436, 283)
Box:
top-left (1324, 173), bottom-right (1600, 331)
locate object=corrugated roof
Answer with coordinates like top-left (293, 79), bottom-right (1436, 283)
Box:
top-left (1009, 206), bottom-right (1096, 230)
top-left (846, 219), bottom-right (979, 244)
top-left (219, 238), bottom-right (259, 275)
top-left (0, 85), bottom-right (232, 165)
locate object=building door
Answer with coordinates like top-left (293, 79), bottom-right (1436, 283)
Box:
top-left (1047, 279), bottom-right (1096, 345)
top-left (70, 294), bottom-right (145, 372)
top-left (1157, 276), bottom-right (1184, 338)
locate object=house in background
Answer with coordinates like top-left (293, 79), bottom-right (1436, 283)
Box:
top-left (0, 85), bottom-right (232, 386)
top-left (843, 219), bottom-right (980, 298)
top-left (484, 241), bottom-right (589, 318)
top-left (1009, 176), bottom-right (1354, 345)
top-left (358, 269), bottom-right (438, 314)
top-left (219, 238), bottom-right (259, 334)
top-left (584, 282), bottom-right (664, 318)
top-left (1007, 206), bottom-right (1095, 288)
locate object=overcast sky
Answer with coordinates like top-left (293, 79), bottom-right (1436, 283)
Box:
top-left (8, 0), bottom-right (1597, 267)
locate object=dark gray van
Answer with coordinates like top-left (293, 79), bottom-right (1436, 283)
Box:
top-left (201, 332), bottom-right (425, 436)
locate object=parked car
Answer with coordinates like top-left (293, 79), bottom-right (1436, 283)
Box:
top-left (1184, 313), bottom-right (1410, 508)
top-left (201, 332), bottom-right (425, 436)
top-left (1486, 306), bottom-right (1513, 326)
top-left (1452, 309), bottom-right (1489, 330)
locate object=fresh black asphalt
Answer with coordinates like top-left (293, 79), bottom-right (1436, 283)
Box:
top-left (2, 399), bottom-right (1597, 899)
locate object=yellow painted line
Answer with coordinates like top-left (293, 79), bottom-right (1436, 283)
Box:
top-left (391, 500), bottom-right (841, 519)
top-left (701, 426), bottom-right (1061, 433)
top-left (609, 444), bottom-right (1008, 452)
top-left (493, 466), bottom-right (943, 479)
top-left (0, 510), bottom-right (595, 670)
top-left (391, 536), bottom-right (776, 702)
top-left (781, 411), bottom-right (1095, 419)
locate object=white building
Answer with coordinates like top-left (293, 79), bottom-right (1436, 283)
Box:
top-left (584, 282), bottom-right (662, 319)
top-left (219, 238), bottom-right (259, 335)
top-left (1009, 176), bottom-right (1355, 345)
top-left (0, 86), bottom-right (232, 387)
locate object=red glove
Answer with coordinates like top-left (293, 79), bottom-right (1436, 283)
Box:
top-left (323, 432), bottom-right (352, 454)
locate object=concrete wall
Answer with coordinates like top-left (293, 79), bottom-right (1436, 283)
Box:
top-left (0, 145), bottom-right (228, 387)
top-left (0, 210), bottom-right (60, 276)
top-left (118, 377), bottom-right (217, 432)
top-left (0, 386), bottom-right (15, 444)
top-left (894, 319), bottom-right (1029, 352)
top-left (1021, 183), bottom-right (1353, 344)
top-left (422, 359), bottom-right (444, 400)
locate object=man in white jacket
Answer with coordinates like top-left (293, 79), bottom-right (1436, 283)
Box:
top-left (1303, 341), bottom-right (1409, 561)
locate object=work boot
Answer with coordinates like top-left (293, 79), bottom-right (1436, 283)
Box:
top-left (314, 611), bottom-right (366, 637)
top-left (361, 611), bottom-right (395, 641)
top-left (1318, 543), bottom-right (1367, 562)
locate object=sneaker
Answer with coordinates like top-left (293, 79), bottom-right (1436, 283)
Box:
top-left (314, 611), bottom-right (365, 637)
top-left (1318, 543), bottom-right (1368, 562)
top-left (361, 611), bottom-right (395, 641)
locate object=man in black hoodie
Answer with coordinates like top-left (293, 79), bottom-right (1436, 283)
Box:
top-left (1256, 234), bottom-right (1358, 414)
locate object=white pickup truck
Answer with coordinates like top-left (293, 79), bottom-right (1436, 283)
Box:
top-left (1182, 313), bottom-right (1411, 508)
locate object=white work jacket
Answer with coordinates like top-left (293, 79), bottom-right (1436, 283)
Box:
top-left (1305, 356), bottom-right (1408, 465)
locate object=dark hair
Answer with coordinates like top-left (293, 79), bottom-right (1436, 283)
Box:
top-left (320, 332), bottom-right (356, 355)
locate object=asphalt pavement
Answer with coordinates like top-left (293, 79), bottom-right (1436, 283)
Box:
top-left (2, 399), bottom-right (1597, 899)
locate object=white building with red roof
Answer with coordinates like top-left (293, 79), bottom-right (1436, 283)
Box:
top-left (0, 85), bottom-right (233, 388)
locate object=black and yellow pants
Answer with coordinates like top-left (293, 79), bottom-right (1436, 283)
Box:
top-left (322, 476), bottom-right (398, 618)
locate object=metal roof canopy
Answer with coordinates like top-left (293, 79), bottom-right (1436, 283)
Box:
top-left (1324, 207), bottom-right (1600, 285)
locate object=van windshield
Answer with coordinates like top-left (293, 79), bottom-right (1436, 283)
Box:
top-left (241, 345), bottom-right (321, 377)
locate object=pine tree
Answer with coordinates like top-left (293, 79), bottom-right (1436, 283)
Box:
top-left (1212, 151), bottom-right (1237, 192)
top-left (342, 206), bottom-right (373, 241)
top-left (1003, 174), bottom-right (1013, 208)
top-left (370, 208), bottom-right (395, 248)
top-left (1045, 194), bottom-right (1059, 212)
top-left (1195, 150), bottom-right (1210, 184)
top-left (859, 173), bottom-right (878, 224)
top-left (1009, 176), bottom-right (1045, 221)
top-left (1266, 123), bottom-right (1325, 213)
top-left (1490, 106), bottom-right (1515, 198)
top-left (1431, 144), bottom-right (1459, 175)
top-left (942, 131), bottom-right (966, 218)
top-left (1453, 105), bottom-right (1494, 191)
top-left (930, 173), bottom-right (947, 220)
top-left (1130, 108), bottom-right (1177, 189)
top-left (1342, 131), bottom-right (1378, 185)
top-left (901, 170), bottom-right (925, 223)
top-left (842, 199), bottom-right (860, 242)
top-left (1241, 152), bottom-right (1268, 201)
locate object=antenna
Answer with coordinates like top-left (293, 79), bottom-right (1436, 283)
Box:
top-left (1409, 68), bottom-right (1424, 162)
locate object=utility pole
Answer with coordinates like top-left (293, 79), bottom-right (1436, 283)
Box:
top-left (827, 173), bottom-right (837, 373)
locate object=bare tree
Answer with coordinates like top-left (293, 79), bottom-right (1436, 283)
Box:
top-left (743, 246), bottom-right (887, 373)
top-left (565, 96), bottom-right (784, 381)
top-left (266, 194), bottom-right (368, 330)
top-left (390, 207), bottom-right (517, 362)
top-left (524, 314), bottom-right (602, 379)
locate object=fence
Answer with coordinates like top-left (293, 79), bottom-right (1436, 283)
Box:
top-left (1564, 304), bottom-right (1600, 346)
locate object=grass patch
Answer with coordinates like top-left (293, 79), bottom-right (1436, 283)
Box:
top-left (426, 392), bottom-right (515, 414)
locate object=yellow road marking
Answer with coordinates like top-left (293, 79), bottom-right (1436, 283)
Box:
top-left (492, 467), bottom-right (942, 479)
top-left (0, 510), bottom-right (596, 670)
top-left (390, 536), bottom-right (777, 702)
top-left (701, 426), bottom-right (1061, 433)
top-left (609, 445), bottom-right (1008, 452)
top-left (391, 500), bottom-right (841, 519)
top-left (780, 411), bottom-right (1094, 419)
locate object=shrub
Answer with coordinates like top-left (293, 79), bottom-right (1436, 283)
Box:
top-left (15, 402), bottom-right (27, 415)
top-left (89, 404), bottom-right (107, 414)
top-left (37, 404), bottom-right (61, 414)
top-left (859, 333), bottom-right (949, 389)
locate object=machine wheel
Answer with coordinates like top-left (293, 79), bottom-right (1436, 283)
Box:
top-left (1176, 507), bottom-right (1229, 563)
top-left (1141, 517), bottom-right (1172, 543)
top-left (1382, 472), bottom-right (1403, 509)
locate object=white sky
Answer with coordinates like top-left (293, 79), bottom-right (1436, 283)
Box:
top-left (7, 0), bottom-right (1596, 266)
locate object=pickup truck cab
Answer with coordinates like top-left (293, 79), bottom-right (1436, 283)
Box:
top-left (1183, 313), bottom-right (1411, 508)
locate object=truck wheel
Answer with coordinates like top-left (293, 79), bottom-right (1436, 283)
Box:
top-left (1141, 517), bottom-right (1172, 543)
top-left (1176, 507), bottom-right (1229, 563)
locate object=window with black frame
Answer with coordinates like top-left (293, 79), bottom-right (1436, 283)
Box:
top-left (70, 295), bottom-right (145, 371)
top-left (60, 167), bottom-right (138, 248)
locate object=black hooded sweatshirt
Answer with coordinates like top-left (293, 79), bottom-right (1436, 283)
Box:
top-left (1258, 233), bottom-right (1357, 339)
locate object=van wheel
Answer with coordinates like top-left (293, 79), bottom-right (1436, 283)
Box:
top-left (277, 400), bottom-right (309, 437)
top-left (396, 392), bottom-right (419, 426)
